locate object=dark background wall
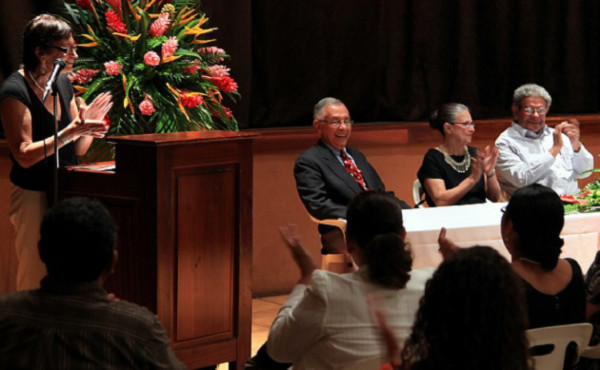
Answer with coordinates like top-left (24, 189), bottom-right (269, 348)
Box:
top-left (2, 0), bottom-right (599, 128)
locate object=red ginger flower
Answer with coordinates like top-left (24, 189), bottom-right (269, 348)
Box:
top-left (181, 93), bottom-right (204, 108)
top-left (205, 75), bottom-right (238, 93)
top-left (105, 0), bottom-right (122, 14)
top-left (105, 9), bottom-right (126, 33)
top-left (76, 0), bottom-right (94, 12)
top-left (139, 96), bottom-right (155, 116)
top-left (150, 13), bottom-right (170, 38)
top-left (223, 106), bottom-right (233, 119)
top-left (198, 46), bottom-right (226, 61)
top-left (104, 61), bottom-right (122, 76)
top-left (161, 37), bottom-right (178, 58)
top-left (68, 68), bottom-right (100, 84)
top-left (144, 51), bottom-right (160, 66)
top-left (184, 59), bottom-right (202, 74)
top-left (206, 65), bottom-right (230, 77)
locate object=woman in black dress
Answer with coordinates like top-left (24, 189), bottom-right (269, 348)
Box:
top-left (0, 14), bottom-right (113, 290)
top-left (501, 184), bottom-right (585, 329)
top-left (417, 103), bottom-right (500, 207)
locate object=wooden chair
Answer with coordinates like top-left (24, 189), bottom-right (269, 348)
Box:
top-left (527, 323), bottom-right (593, 370)
top-left (306, 213), bottom-right (352, 272)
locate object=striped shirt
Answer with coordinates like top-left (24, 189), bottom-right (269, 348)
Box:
top-left (0, 277), bottom-right (186, 369)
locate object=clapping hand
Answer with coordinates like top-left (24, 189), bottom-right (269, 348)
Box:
top-left (438, 227), bottom-right (460, 260)
top-left (560, 119), bottom-right (582, 152)
top-left (481, 145), bottom-right (499, 177)
top-left (469, 152), bottom-right (484, 181)
top-left (76, 92), bottom-right (113, 138)
top-left (550, 122), bottom-right (565, 157)
top-left (280, 224), bottom-right (317, 285)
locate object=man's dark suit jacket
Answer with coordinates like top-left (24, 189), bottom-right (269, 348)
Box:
top-left (294, 140), bottom-right (387, 227)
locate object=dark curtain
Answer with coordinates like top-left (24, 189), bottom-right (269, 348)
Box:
top-left (2, 0), bottom-right (599, 128)
top-left (249, 0), bottom-right (600, 127)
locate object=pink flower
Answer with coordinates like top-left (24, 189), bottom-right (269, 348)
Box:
top-left (105, 0), bottom-right (122, 14)
top-left (104, 61), bottom-right (122, 76)
top-left (149, 13), bottom-right (170, 38)
top-left (184, 59), bottom-right (202, 74)
top-left (204, 75), bottom-right (238, 93)
top-left (198, 46), bottom-right (226, 61)
top-left (181, 94), bottom-right (204, 108)
top-left (161, 37), bottom-right (178, 58)
top-left (206, 65), bottom-right (230, 77)
top-left (68, 68), bottom-right (100, 84)
top-left (144, 51), bottom-right (160, 66)
top-left (105, 9), bottom-right (126, 33)
top-left (139, 97), bottom-right (155, 116)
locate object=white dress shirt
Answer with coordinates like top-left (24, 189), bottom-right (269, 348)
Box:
top-left (266, 267), bottom-right (434, 370)
top-left (495, 122), bottom-right (593, 197)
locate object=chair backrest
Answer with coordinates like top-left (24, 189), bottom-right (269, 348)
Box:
top-left (526, 323), bottom-right (593, 370)
top-left (305, 211), bottom-right (351, 272)
top-left (412, 179), bottom-right (425, 208)
top-left (341, 356), bottom-right (387, 370)
top-left (306, 213), bottom-right (347, 236)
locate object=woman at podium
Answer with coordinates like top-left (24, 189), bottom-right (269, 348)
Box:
top-left (0, 14), bottom-right (112, 290)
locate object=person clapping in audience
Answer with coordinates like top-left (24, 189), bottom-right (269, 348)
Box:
top-left (376, 247), bottom-right (532, 370)
top-left (417, 103), bottom-right (500, 207)
top-left (440, 183), bottom-right (585, 329)
top-left (245, 191), bottom-right (434, 370)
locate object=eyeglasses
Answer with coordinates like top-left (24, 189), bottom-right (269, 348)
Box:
top-left (452, 121), bottom-right (475, 128)
top-left (521, 106), bottom-right (547, 115)
top-left (49, 45), bottom-right (78, 55)
top-left (318, 119), bottom-right (354, 128)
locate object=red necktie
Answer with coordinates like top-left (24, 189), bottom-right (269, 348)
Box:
top-left (340, 150), bottom-right (368, 190)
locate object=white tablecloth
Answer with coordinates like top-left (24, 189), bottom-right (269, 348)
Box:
top-left (403, 202), bottom-right (600, 272)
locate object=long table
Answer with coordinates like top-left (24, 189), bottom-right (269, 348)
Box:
top-left (403, 202), bottom-right (600, 272)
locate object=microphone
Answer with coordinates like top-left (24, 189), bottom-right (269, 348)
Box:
top-left (42, 58), bottom-right (66, 103)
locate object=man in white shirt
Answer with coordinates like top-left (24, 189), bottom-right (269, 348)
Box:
top-left (495, 83), bottom-right (594, 197)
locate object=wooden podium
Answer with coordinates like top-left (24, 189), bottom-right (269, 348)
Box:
top-left (59, 130), bottom-right (259, 369)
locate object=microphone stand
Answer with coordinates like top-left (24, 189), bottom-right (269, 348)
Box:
top-left (42, 78), bottom-right (60, 205)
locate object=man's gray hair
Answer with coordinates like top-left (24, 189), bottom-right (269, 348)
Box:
top-left (313, 97), bottom-right (345, 120)
top-left (512, 83), bottom-right (552, 108)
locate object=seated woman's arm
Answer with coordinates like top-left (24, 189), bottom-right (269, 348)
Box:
top-left (424, 175), bottom-right (480, 206)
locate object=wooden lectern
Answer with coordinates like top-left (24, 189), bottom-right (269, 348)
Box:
top-left (59, 130), bottom-right (259, 369)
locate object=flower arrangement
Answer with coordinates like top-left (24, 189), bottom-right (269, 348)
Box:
top-left (60, 0), bottom-right (239, 138)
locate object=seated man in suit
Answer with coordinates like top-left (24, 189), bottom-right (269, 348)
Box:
top-left (295, 97), bottom-right (407, 253)
top-left (0, 197), bottom-right (185, 369)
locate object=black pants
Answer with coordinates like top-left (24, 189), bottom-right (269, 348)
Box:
top-left (245, 344), bottom-right (292, 369)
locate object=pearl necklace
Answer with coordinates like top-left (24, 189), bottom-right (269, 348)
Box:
top-left (437, 145), bottom-right (471, 173)
top-left (26, 70), bottom-right (45, 93)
